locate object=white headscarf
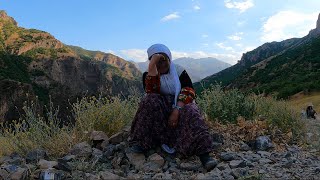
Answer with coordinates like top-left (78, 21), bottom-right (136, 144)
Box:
top-left (147, 44), bottom-right (181, 106)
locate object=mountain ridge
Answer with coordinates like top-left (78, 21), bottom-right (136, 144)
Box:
top-left (194, 13), bottom-right (320, 98)
top-left (0, 11), bottom-right (143, 123)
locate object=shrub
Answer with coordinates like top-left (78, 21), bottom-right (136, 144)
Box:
top-left (72, 94), bottom-right (140, 137)
top-left (197, 84), bottom-right (255, 123)
top-left (0, 99), bottom-right (72, 157)
top-left (197, 84), bottom-right (303, 138)
top-left (0, 93), bottom-right (141, 157)
top-left (253, 95), bottom-right (303, 138)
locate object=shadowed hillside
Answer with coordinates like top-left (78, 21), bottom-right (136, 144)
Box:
top-left (0, 11), bottom-right (143, 123)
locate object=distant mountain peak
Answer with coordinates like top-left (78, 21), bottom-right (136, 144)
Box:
top-left (317, 13), bottom-right (320, 29)
top-left (0, 10), bottom-right (17, 26)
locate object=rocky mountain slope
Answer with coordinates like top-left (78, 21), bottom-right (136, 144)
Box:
top-left (0, 11), bottom-right (143, 123)
top-left (194, 13), bottom-right (320, 98)
top-left (135, 57), bottom-right (230, 83)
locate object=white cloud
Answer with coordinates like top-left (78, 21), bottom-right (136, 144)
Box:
top-left (119, 49), bottom-right (147, 62)
top-left (161, 12), bottom-right (180, 22)
top-left (193, 5), bottom-right (200, 11)
top-left (202, 34), bottom-right (209, 38)
top-left (237, 21), bottom-right (246, 26)
top-left (216, 42), bottom-right (234, 51)
top-left (227, 32), bottom-right (244, 40)
top-left (224, 0), bottom-right (254, 13)
top-left (261, 11), bottom-right (318, 42)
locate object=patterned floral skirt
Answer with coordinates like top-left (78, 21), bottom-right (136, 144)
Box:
top-left (130, 93), bottom-right (213, 156)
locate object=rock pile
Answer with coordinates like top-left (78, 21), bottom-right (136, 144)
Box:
top-left (1, 127), bottom-right (320, 179)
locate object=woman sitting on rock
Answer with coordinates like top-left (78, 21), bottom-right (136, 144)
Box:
top-left (129, 44), bottom-right (217, 171)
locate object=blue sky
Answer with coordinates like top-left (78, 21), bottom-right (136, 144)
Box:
top-left (1, 0), bottom-right (319, 64)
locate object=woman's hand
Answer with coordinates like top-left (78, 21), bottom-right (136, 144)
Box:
top-left (150, 53), bottom-right (164, 63)
top-left (168, 109), bottom-right (179, 128)
top-left (148, 53), bottom-right (164, 76)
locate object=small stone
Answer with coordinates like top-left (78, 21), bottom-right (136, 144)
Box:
top-left (70, 141), bottom-right (92, 158)
top-left (239, 160), bottom-right (254, 168)
top-left (195, 173), bottom-right (205, 180)
top-left (62, 155), bottom-right (75, 162)
top-left (39, 169), bottom-right (65, 180)
top-left (231, 167), bottom-right (249, 179)
top-left (287, 145), bottom-right (300, 153)
top-left (168, 166), bottom-right (180, 174)
top-left (283, 152), bottom-right (292, 158)
top-left (257, 151), bottom-right (271, 158)
top-left (259, 169), bottom-right (266, 174)
top-left (255, 136), bottom-right (274, 151)
top-left (179, 162), bottom-right (202, 171)
top-left (259, 158), bottom-right (272, 165)
top-left (26, 149), bottom-right (48, 164)
top-left (90, 131), bottom-right (109, 141)
top-left (4, 153), bottom-right (24, 166)
top-left (3, 164), bottom-right (18, 173)
top-left (109, 132), bottom-right (123, 144)
top-left (85, 173), bottom-right (99, 180)
top-left (90, 131), bottom-right (109, 150)
top-left (152, 172), bottom-right (172, 179)
top-left (216, 163), bottom-right (230, 171)
top-left (244, 153), bottom-right (261, 162)
top-left (113, 169), bottom-right (125, 177)
top-left (223, 174), bottom-right (235, 180)
top-left (103, 144), bottom-right (116, 159)
top-left (37, 159), bottom-right (58, 169)
top-left (9, 167), bottom-right (28, 180)
top-left (55, 159), bottom-right (72, 172)
top-left (229, 160), bottom-right (243, 169)
top-left (126, 152), bottom-right (146, 170)
top-left (275, 171), bottom-right (283, 178)
top-left (112, 153), bottom-right (124, 169)
top-left (100, 140), bottom-right (110, 151)
top-left (99, 170), bottom-right (120, 180)
top-left (127, 172), bottom-right (142, 179)
top-left (148, 153), bottom-right (165, 167)
top-left (9, 158), bottom-right (24, 166)
top-left (142, 162), bottom-right (162, 173)
top-left (92, 148), bottom-right (103, 158)
top-left (240, 143), bottom-right (251, 151)
top-left (282, 160), bottom-right (294, 168)
top-left (220, 152), bottom-right (237, 161)
top-left (0, 169), bottom-right (9, 179)
top-left (222, 168), bottom-right (232, 176)
top-left (71, 170), bottom-right (86, 179)
top-left (115, 142), bottom-right (126, 151)
top-left (204, 168), bottom-right (222, 180)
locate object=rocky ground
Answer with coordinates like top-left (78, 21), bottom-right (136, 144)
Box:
top-left (1, 121), bottom-right (320, 180)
